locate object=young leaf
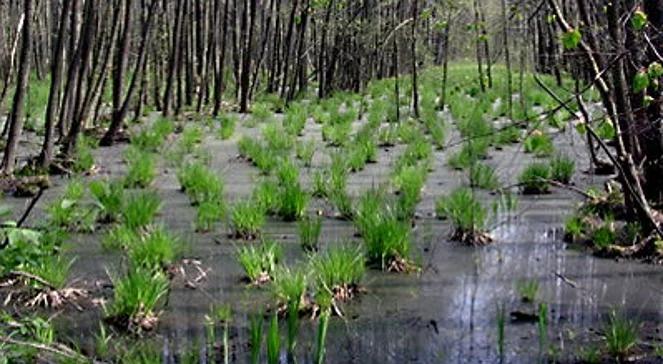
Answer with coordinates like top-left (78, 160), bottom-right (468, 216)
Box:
top-left (648, 62), bottom-right (663, 79)
top-left (633, 70), bottom-right (650, 93)
top-left (561, 28), bottom-right (581, 50)
top-left (631, 10), bottom-right (648, 31)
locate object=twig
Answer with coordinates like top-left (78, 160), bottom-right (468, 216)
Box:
top-left (8, 270), bottom-right (56, 290)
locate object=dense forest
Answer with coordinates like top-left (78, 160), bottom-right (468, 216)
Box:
top-left (0, 0), bottom-right (662, 363)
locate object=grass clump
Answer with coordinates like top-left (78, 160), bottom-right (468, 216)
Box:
top-left (236, 240), bottom-right (282, 285)
top-left (355, 194), bottom-right (416, 272)
top-left (127, 226), bottom-right (183, 271)
top-left (122, 191), bottom-right (162, 230)
top-left (298, 216), bottom-right (322, 252)
top-left (179, 124), bottom-right (204, 152)
top-left (263, 122), bottom-right (294, 152)
top-left (105, 268), bottom-right (169, 332)
top-left (24, 255), bottom-right (75, 290)
top-left (515, 279), bottom-right (539, 303)
top-left (296, 139), bottom-right (316, 168)
top-left (604, 311), bottom-right (638, 359)
top-left (311, 245), bottom-right (365, 301)
top-left (124, 148), bottom-right (156, 188)
top-left (283, 103), bottom-right (308, 136)
top-left (217, 114), bottom-right (237, 140)
top-left (46, 180), bottom-right (97, 232)
top-left (177, 162), bottom-right (224, 205)
top-left (195, 200), bottom-right (225, 233)
top-left (102, 224), bottom-right (139, 251)
top-left (469, 163), bottom-right (499, 190)
top-left (436, 188), bottom-right (491, 245)
top-left (519, 162), bottom-right (551, 194)
top-left (550, 154), bottom-right (575, 184)
top-left (250, 102), bottom-right (273, 125)
top-left (524, 131), bottom-right (554, 157)
top-left (90, 179), bottom-right (125, 223)
top-left (230, 200), bottom-right (266, 240)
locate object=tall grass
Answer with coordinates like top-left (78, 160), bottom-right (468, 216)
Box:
top-left (106, 268), bottom-right (169, 331)
top-left (122, 191), bottom-right (162, 230)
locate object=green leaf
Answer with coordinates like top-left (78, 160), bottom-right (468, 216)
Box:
top-left (561, 28), bottom-right (581, 50)
top-left (644, 95), bottom-right (654, 107)
top-left (633, 71), bottom-right (650, 93)
top-left (648, 62), bottom-right (663, 78)
top-left (575, 122), bottom-right (587, 135)
top-left (631, 10), bottom-right (648, 31)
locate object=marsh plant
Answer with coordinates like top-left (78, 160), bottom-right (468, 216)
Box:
top-left (469, 162), bottom-right (500, 190)
top-left (519, 163), bottom-right (551, 194)
top-left (298, 216), bottom-right (322, 252)
top-left (283, 103), bottom-right (308, 136)
top-left (127, 226), bottom-right (183, 271)
top-left (90, 179), bottom-right (125, 223)
top-left (122, 191), bottom-right (162, 230)
top-left (177, 162), bottom-right (224, 205)
top-left (217, 114), bottom-right (237, 140)
top-left (550, 154), bottom-right (575, 184)
top-left (46, 181), bottom-right (97, 232)
top-left (252, 179), bottom-right (281, 214)
top-left (230, 200), bottom-right (266, 239)
top-left (278, 182), bottom-right (309, 222)
top-left (105, 268), bottom-right (169, 332)
top-left (272, 266), bottom-right (307, 311)
top-left (266, 313), bottom-right (280, 364)
top-left (296, 139), bottom-right (316, 167)
top-left (311, 245), bottom-right (365, 301)
top-left (604, 310), bottom-right (638, 359)
top-left (263, 122), bottom-right (294, 152)
top-left (195, 200), bottom-right (225, 232)
top-left (496, 304), bottom-right (506, 362)
top-left (179, 124), bottom-right (204, 152)
top-left (124, 149), bottom-right (156, 188)
top-left (524, 131), bottom-right (554, 157)
top-left (102, 224), bottom-right (139, 251)
top-left (249, 314), bottom-right (263, 364)
top-left (355, 192), bottom-right (415, 272)
top-left (24, 255), bottom-right (75, 291)
top-left (436, 188), bottom-right (490, 245)
top-left (250, 102), bottom-right (274, 125)
top-left (538, 303), bottom-right (549, 359)
top-left (236, 240), bottom-right (282, 285)
top-left (516, 279), bottom-right (539, 303)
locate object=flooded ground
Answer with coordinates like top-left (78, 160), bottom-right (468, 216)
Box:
top-left (3, 113), bottom-right (663, 364)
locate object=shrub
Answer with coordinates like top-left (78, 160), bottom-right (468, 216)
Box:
top-left (519, 163), bottom-right (551, 194)
top-left (230, 200), bottom-right (265, 239)
top-left (122, 191), bottom-right (162, 230)
top-left (298, 216), bottom-right (322, 252)
top-left (236, 240), bottom-right (282, 285)
top-left (550, 154), bottom-right (575, 184)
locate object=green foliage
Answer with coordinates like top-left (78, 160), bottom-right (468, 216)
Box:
top-left (250, 102), bottom-right (274, 125)
top-left (298, 216), bottom-right (322, 252)
top-left (519, 163), bottom-right (551, 194)
top-left (127, 226), bottom-right (182, 270)
top-left (73, 135), bottom-right (96, 173)
top-left (436, 188), bottom-right (487, 233)
top-left (122, 191), bottom-right (162, 230)
top-left (272, 266), bottom-right (307, 308)
top-left (177, 162), bottom-right (224, 205)
top-left (516, 279), bottom-right (539, 303)
top-left (605, 311), bottom-right (638, 358)
top-left (90, 179), bottom-right (125, 223)
top-left (263, 122), bottom-right (294, 152)
top-left (252, 179), bottom-right (281, 214)
top-left (230, 200), bottom-right (266, 239)
top-left (266, 314), bottom-right (280, 364)
top-left (102, 224), bottom-right (139, 251)
top-left (315, 309), bottom-right (330, 364)
top-left (561, 28), bottom-right (582, 50)
top-left (591, 223), bottom-right (616, 249)
top-left (179, 124), bottom-right (204, 152)
top-left (249, 314), bottom-right (263, 364)
top-left (236, 240), bottom-right (282, 284)
top-left (24, 255), bottom-right (75, 290)
top-left (283, 103), bottom-right (308, 136)
top-left (524, 132), bottom-right (554, 157)
top-left (278, 182), bottom-right (309, 222)
top-left (469, 162), bottom-right (499, 190)
top-left (550, 154), bottom-right (575, 184)
top-left (46, 180), bottom-right (96, 232)
top-left (310, 245), bottom-right (365, 295)
top-left (295, 139), bottom-right (316, 167)
top-left (124, 149), bottom-right (156, 188)
top-left (106, 268), bottom-right (169, 329)
top-left (631, 10), bottom-right (648, 31)
top-left (195, 200), bottom-right (225, 232)
top-left (217, 114), bottom-right (237, 140)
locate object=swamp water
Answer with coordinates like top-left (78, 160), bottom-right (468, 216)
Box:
top-left (4, 118), bottom-right (663, 364)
